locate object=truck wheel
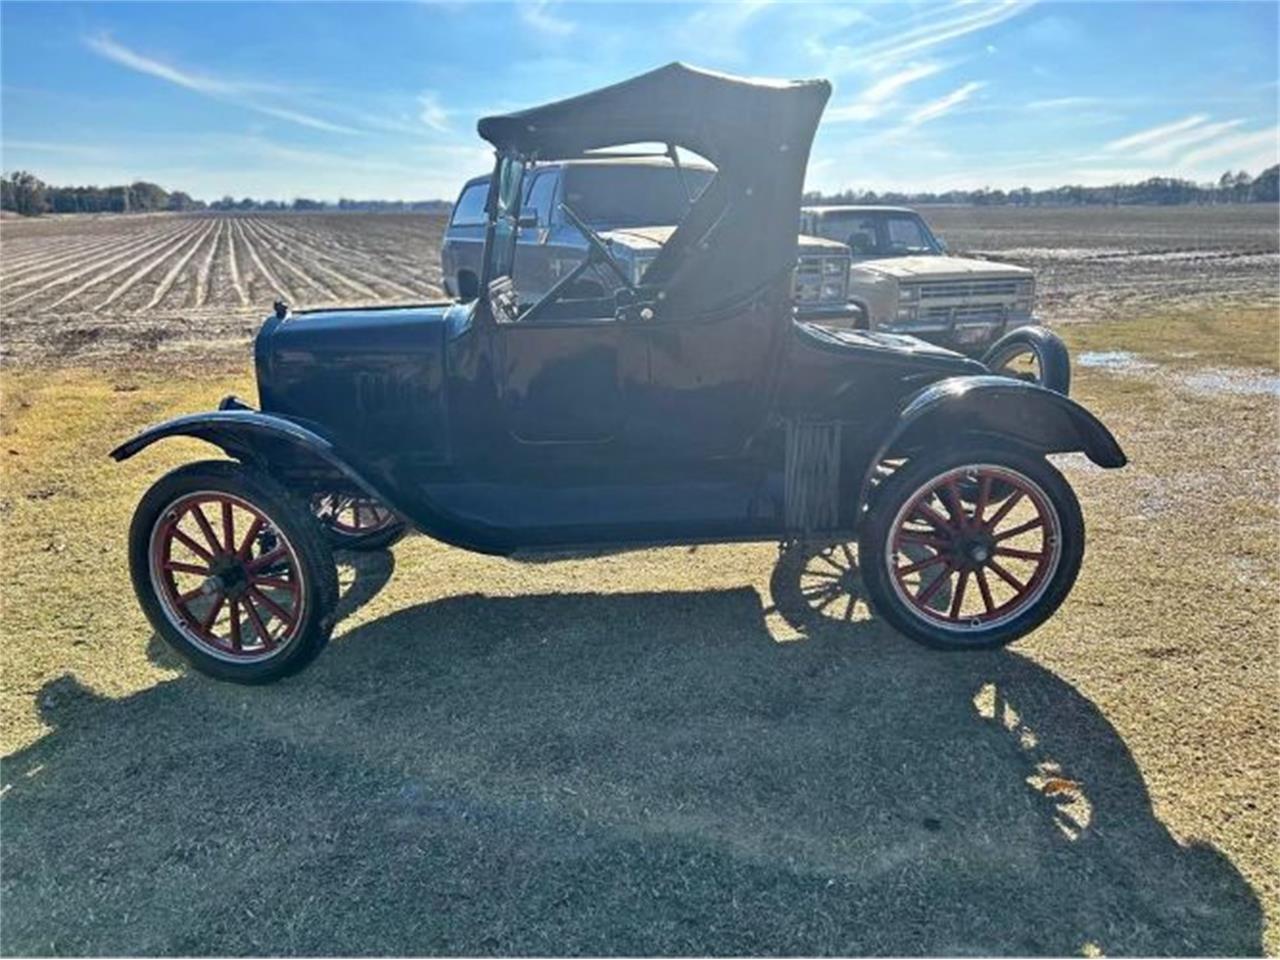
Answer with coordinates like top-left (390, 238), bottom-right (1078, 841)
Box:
top-left (311, 493), bottom-right (407, 551)
top-left (858, 446), bottom-right (1084, 651)
top-left (982, 327), bottom-right (1071, 395)
top-left (129, 460), bottom-right (339, 684)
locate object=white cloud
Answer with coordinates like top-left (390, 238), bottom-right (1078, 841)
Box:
top-left (847, 1), bottom-right (1034, 71)
top-left (906, 81), bottom-right (986, 126)
top-left (1025, 96), bottom-right (1105, 111)
top-left (1178, 126), bottom-right (1279, 171)
top-left (827, 62), bottom-right (944, 122)
top-left (1135, 118), bottom-right (1245, 161)
top-left (518, 0), bottom-right (576, 38)
top-left (418, 91), bottom-right (450, 133)
top-left (85, 33), bottom-right (359, 135)
top-left (1104, 114), bottom-right (1208, 152)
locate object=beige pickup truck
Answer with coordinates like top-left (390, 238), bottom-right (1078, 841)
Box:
top-left (799, 205), bottom-right (1036, 355)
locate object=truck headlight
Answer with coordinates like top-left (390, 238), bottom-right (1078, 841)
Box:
top-left (896, 304), bottom-right (919, 323)
top-left (900, 284), bottom-right (919, 302)
top-left (821, 281), bottom-right (845, 301)
top-left (821, 257), bottom-right (844, 277)
top-left (1014, 278), bottom-right (1035, 313)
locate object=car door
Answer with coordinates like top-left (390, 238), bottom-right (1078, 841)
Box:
top-left (496, 312), bottom-right (638, 451)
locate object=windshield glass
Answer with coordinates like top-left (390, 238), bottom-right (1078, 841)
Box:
top-left (812, 211), bottom-right (941, 256)
top-left (563, 164), bottom-right (715, 229)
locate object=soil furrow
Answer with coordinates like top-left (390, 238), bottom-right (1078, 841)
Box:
top-left (242, 218), bottom-right (337, 301)
top-left (1, 223), bottom-right (190, 296)
top-left (145, 219), bottom-right (220, 309)
top-left (192, 219), bottom-right (224, 308)
top-left (3, 224), bottom-right (195, 310)
top-left (234, 218), bottom-right (294, 302)
top-left (247, 218), bottom-right (381, 299)
top-left (91, 220), bottom-right (208, 309)
top-left (1, 233), bottom-right (135, 278)
top-left (225, 218), bottom-right (250, 306)
top-left (262, 218), bottom-right (425, 299)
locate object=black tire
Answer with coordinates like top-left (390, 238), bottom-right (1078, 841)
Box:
top-left (982, 327), bottom-right (1071, 395)
top-left (311, 493), bottom-right (408, 551)
top-left (129, 460), bottom-right (339, 684)
top-left (859, 445), bottom-right (1084, 650)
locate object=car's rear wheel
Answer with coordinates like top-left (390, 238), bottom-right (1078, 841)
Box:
top-left (130, 460), bottom-right (339, 683)
top-left (311, 493), bottom-right (407, 550)
top-left (859, 446), bottom-right (1084, 650)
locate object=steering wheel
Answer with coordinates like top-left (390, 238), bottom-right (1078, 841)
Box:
top-left (558, 202), bottom-right (637, 292)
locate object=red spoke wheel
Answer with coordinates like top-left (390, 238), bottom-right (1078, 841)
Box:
top-left (859, 447), bottom-right (1084, 650)
top-left (311, 493), bottom-right (407, 551)
top-left (130, 461), bottom-right (339, 683)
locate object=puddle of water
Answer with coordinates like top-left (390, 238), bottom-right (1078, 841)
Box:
top-left (1077, 350), bottom-right (1156, 371)
top-left (1180, 369), bottom-right (1280, 397)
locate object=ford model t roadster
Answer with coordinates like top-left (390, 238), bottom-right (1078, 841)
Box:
top-left (113, 64), bottom-right (1126, 683)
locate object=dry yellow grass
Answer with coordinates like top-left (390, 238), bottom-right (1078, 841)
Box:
top-left (1, 308), bottom-right (1276, 955)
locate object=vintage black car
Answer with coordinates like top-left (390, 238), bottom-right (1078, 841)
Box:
top-left (113, 64), bottom-right (1126, 684)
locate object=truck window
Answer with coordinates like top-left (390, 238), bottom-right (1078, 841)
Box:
top-left (843, 216), bottom-right (878, 255)
top-left (450, 182), bottom-right (488, 226)
top-left (883, 215), bottom-right (938, 254)
top-left (562, 164), bottom-right (715, 228)
top-left (524, 172), bottom-right (558, 226)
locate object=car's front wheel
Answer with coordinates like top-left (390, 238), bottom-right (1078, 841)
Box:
top-left (858, 446), bottom-right (1084, 650)
top-left (129, 460), bottom-right (339, 683)
top-left (982, 327), bottom-right (1071, 394)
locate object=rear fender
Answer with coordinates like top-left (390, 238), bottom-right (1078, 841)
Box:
top-left (857, 375), bottom-right (1126, 512)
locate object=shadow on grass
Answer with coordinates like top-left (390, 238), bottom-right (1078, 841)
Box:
top-left (1, 545), bottom-right (1263, 956)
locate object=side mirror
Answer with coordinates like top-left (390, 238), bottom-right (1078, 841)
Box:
top-left (936, 237), bottom-right (949, 253)
top-left (517, 212), bottom-right (539, 229)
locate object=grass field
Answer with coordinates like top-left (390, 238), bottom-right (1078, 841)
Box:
top-left (1, 305), bottom-right (1276, 955)
top-left (1, 207), bottom-right (1277, 955)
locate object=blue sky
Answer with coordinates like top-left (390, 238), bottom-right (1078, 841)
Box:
top-left (2, 1), bottom-right (1277, 201)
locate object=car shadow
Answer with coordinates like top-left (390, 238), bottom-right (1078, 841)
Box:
top-left (1, 545), bottom-right (1263, 956)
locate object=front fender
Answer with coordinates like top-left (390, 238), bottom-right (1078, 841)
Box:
top-left (110, 409), bottom-right (393, 504)
top-left (110, 409), bottom-right (517, 555)
top-left (858, 375), bottom-right (1126, 511)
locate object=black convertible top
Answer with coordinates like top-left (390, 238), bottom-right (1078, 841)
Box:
top-left (477, 63), bottom-right (831, 317)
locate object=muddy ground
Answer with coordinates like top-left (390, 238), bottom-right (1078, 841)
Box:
top-left (925, 203), bottom-right (1279, 324)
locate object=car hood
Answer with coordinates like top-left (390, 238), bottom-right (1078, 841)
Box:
top-left (602, 225), bottom-right (846, 256)
top-left (796, 322), bottom-right (985, 372)
top-left (854, 255), bottom-right (1031, 280)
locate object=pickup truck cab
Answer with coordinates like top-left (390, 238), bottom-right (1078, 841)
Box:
top-left (446, 158), bottom-right (861, 326)
top-left (800, 205), bottom-right (1036, 354)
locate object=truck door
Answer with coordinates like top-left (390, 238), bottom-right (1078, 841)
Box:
top-left (511, 170), bottom-right (560, 301)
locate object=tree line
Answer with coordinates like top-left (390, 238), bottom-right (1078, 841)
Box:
top-left (1, 172), bottom-right (204, 215)
top-left (4, 165), bottom-right (1276, 218)
top-left (804, 166), bottom-right (1279, 207)
top-left (0, 171), bottom-right (449, 216)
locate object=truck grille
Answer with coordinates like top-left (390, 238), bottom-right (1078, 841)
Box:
top-left (923, 303), bottom-right (1008, 324)
top-left (919, 279), bottom-right (1020, 300)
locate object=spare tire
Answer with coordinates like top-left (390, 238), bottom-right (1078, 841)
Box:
top-left (982, 326), bottom-right (1071, 395)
